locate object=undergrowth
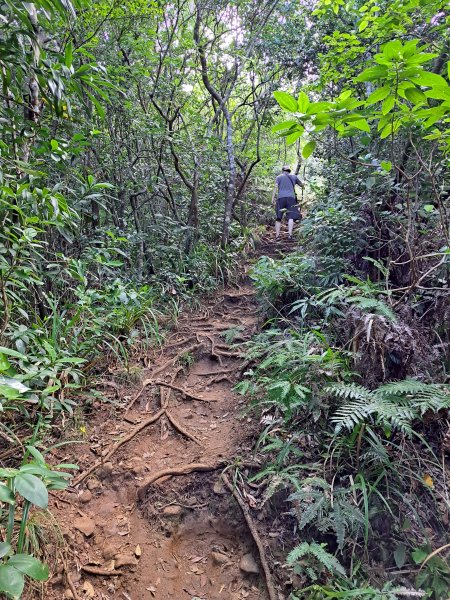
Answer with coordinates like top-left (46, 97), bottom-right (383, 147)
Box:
top-left (239, 198), bottom-right (450, 599)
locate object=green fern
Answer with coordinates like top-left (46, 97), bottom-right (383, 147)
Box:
top-left (346, 296), bottom-right (396, 321)
top-left (328, 380), bottom-right (450, 434)
top-left (289, 477), bottom-right (364, 551)
top-left (287, 542), bottom-right (346, 577)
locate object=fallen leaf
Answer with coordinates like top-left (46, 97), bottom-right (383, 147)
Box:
top-left (82, 581), bottom-right (95, 598)
top-left (423, 473), bottom-right (434, 488)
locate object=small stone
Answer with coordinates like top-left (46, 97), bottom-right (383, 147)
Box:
top-left (102, 542), bottom-right (120, 561)
top-left (213, 480), bottom-right (226, 495)
top-left (70, 571), bottom-right (81, 583)
top-left (87, 479), bottom-right (100, 491)
top-left (211, 551), bottom-right (229, 565)
top-left (114, 553), bottom-right (138, 568)
top-left (163, 505), bottom-right (183, 516)
top-left (79, 490), bottom-right (92, 504)
top-left (73, 516), bottom-right (95, 537)
top-left (98, 461), bottom-right (114, 479)
top-left (239, 553), bottom-right (259, 574)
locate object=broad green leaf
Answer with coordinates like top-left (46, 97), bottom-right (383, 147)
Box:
top-left (0, 482), bottom-right (15, 504)
top-left (350, 119), bottom-right (370, 132)
top-left (307, 101), bottom-right (332, 114)
top-left (402, 39), bottom-right (420, 58)
top-left (285, 130), bottom-right (303, 145)
top-left (355, 66), bottom-right (388, 82)
top-left (14, 473), bottom-right (48, 508)
top-left (0, 347), bottom-right (27, 360)
top-left (380, 123), bottom-right (393, 139)
top-left (273, 91), bottom-right (298, 113)
top-left (0, 376), bottom-right (29, 395)
top-left (366, 86), bottom-right (390, 105)
top-left (425, 86), bottom-right (450, 101)
top-left (302, 140), bottom-right (316, 159)
top-left (382, 95), bottom-right (395, 114)
top-left (0, 354), bottom-right (11, 372)
top-left (358, 19), bottom-right (368, 32)
top-left (406, 53), bottom-right (438, 66)
top-left (381, 161), bottom-right (392, 172)
top-left (64, 41), bottom-right (73, 68)
top-left (271, 120), bottom-right (298, 133)
top-left (0, 542), bottom-right (12, 559)
top-left (423, 204), bottom-right (434, 213)
top-left (8, 555), bottom-right (49, 581)
top-left (25, 446), bottom-right (46, 465)
top-left (411, 548), bottom-right (428, 564)
top-left (404, 87), bottom-right (427, 105)
top-left (394, 545), bottom-right (406, 568)
top-left (382, 40), bottom-right (402, 59)
top-left (0, 565), bottom-right (24, 598)
top-left (297, 91), bottom-right (309, 113)
top-left (410, 71), bottom-right (447, 87)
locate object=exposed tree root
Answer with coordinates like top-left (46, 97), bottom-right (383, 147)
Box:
top-left (73, 409), bottom-right (165, 486)
top-left (81, 566), bottom-right (124, 576)
top-left (197, 367), bottom-right (241, 376)
top-left (221, 474), bottom-right (277, 600)
top-left (151, 342), bottom-right (200, 377)
top-left (125, 343), bottom-right (201, 413)
top-left (165, 410), bottom-right (202, 445)
top-left (132, 379), bottom-right (215, 403)
top-left (62, 557), bottom-right (82, 600)
top-left (137, 462), bottom-right (225, 501)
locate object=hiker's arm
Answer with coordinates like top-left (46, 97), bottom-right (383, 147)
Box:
top-left (272, 184), bottom-right (278, 204)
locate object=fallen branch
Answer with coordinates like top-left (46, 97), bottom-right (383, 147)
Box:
top-left (221, 474), bottom-right (277, 600)
top-left (73, 408), bottom-right (165, 486)
top-left (81, 566), bottom-right (123, 576)
top-left (137, 461), bottom-right (225, 502)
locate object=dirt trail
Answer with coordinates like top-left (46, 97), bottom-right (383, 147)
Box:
top-left (48, 231), bottom-right (294, 600)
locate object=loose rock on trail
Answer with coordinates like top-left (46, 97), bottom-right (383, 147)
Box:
top-left (48, 231), bottom-right (296, 600)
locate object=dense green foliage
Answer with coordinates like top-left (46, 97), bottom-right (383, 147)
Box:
top-left (238, 1), bottom-right (450, 597)
top-left (0, 0), bottom-right (449, 597)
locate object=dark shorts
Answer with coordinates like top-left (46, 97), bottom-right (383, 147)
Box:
top-left (276, 196), bottom-right (301, 221)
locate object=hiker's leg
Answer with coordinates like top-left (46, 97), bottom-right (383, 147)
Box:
top-left (288, 218), bottom-right (294, 237)
top-left (275, 220), bottom-right (281, 238)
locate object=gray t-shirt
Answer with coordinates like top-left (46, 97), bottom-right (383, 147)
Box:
top-left (276, 173), bottom-right (302, 199)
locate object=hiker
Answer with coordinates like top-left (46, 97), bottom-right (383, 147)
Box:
top-left (272, 165), bottom-right (304, 239)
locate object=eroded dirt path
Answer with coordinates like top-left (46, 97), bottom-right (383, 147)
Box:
top-left (49, 231), bottom-right (295, 600)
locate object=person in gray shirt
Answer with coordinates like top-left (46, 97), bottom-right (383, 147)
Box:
top-left (272, 165), bottom-right (304, 239)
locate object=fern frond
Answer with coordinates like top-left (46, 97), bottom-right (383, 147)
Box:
top-left (308, 542), bottom-right (346, 576)
top-left (333, 501), bottom-right (346, 550)
top-left (347, 296), bottom-right (396, 321)
top-left (287, 542), bottom-right (311, 564)
top-left (375, 380), bottom-right (438, 396)
top-left (299, 496), bottom-right (327, 529)
top-left (327, 382), bottom-right (371, 401)
top-left (331, 399), bottom-right (374, 432)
